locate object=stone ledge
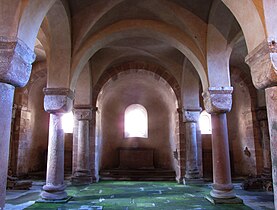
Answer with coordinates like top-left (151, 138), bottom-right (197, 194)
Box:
top-left (183, 178), bottom-right (204, 185)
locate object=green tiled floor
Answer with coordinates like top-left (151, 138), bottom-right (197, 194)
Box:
top-left (5, 181), bottom-right (274, 209)
top-left (27, 181), bottom-right (249, 209)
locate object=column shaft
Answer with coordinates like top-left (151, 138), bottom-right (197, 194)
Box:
top-left (77, 120), bottom-right (90, 174)
top-left (185, 122), bottom-right (199, 179)
top-left (71, 107), bottom-right (94, 184)
top-left (210, 113), bottom-right (235, 198)
top-left (265, 87), bottom-right (277, 209)
top-left (41, 114), bottom-right (67, 200)
top-left (0, 83), bottom-right (15, 209)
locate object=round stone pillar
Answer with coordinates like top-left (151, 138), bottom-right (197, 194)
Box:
top-left (203, 87), bottom-right (240, 203)
top-left (183, 108), bottom-right (201, 182)
top-left (246, 39), bottom-right (277, 208)
top-left (0, 83), bottom-right (15, 208)
top-left (40, 88), bottom-right (74, 200)
top-left (71, 107), bottom-right (93, 185)
top-left (0, 37), bottom-right (35, 209)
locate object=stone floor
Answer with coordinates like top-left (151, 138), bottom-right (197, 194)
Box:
top-left (4, 181), bottom-right (274, 210)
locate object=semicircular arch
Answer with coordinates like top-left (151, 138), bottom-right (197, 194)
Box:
top-left (71, 19), bottom-right (208, 91)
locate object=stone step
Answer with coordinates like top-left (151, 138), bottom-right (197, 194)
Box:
top-left (99, 169), bottom-right (176, 181)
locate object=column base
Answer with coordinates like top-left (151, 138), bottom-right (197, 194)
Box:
top-left (210, 187), bottom-right (236, 199)
top-left (185, 169), bottom-right (200, 179)
top-left (183, 177), bottom-right (204, 185)
top-left (40, 183), bottom-right (67, 200)
top-left (92, 174), bottom-right (100, 183)
top-left (205, 195), bottom-right (243, 204)
top-left (261, 167), bottom-right (272, 179)
top-left (36, 196), bottom-right (72, 203)
top-left (71, 175), bottom-right (93, 185)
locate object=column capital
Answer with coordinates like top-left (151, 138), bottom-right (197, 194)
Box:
top-left (245, 38), bottom-right (277, 89)
top-left (73, 109), bottom-right (91, 121)
top-left (43, 88), bottom-right (74, 114)
top-left (183, 108), bottom-right (202, 122)
top-left (202, 87), bottom-right (233, 114)
top-left (0, 36), bottom-right (36, 87)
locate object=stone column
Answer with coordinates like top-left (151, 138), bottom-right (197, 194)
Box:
top-left (175, 108), bottom-right (186, 183)
top-left (71, 107), bottom-right (93, 185)
top-left (40, 88), bottom-right (74, 200)
top-left (90, 107), bottom-right (99, 182)
top-left (245, 39), bottom-right (277, 208)
top-left (256, 107), bottom-right (271, 178)
top-left (203, 87), bottom-right (241, 203)
top-left (0, 83), bottom-right (15, 208)
top-left (0, 37), bottom-right (35, 209)
top-left (183, 108), bottom-right (201, 183)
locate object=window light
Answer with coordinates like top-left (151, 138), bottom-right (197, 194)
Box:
top-left (124, 104), bottom-right (148, 138)
top-left (199, 110), bottom-right (212, 134)
top-left (62, 111), bottom-right (74, 133)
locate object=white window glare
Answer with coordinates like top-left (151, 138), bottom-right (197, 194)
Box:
top-left (199, 110), bottom-right (212, 134)
top-left (124, 104), bottom-right (148, 138)
top-left (62, 111), bottom-right (74, 133)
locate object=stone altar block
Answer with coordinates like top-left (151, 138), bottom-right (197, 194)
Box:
top-left (119, 148), bottom-right (154, 169)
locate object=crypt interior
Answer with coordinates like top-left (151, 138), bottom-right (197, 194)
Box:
top-left (0, 0), bottom-right (277, 209)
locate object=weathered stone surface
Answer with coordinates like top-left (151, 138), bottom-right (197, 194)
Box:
top-left (43, 88), bottom-right (74, 113)
top-left (0, 83), bottom-right (15, 209)
top-left (183, 108), bottom-right (201, 123)
top-left (210, 113), bottom-right (236, 199)
top-left (256, 107), bottom-right (272, 178)
top-left (74, 108), bottom-right (93, 121)
top-left (72, 106), bottom-right (96, 185)
top-left (265, 86), bottom-right (277, 207)
top-left (256, 106), bottom-right (268, 121)
top-left (202, 87), bottom-right (233, 114)
top-left (0, 37), bottom-right (36, 87)
top-left (184, 121), bottom-right (200, 180)
top-left (245, 39), bottom-right (277, 89)
top-left (40, 114), bottom-right (68, 200)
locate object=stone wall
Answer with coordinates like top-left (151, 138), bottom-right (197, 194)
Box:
top-left (97, 72), bottom-right (178, 171)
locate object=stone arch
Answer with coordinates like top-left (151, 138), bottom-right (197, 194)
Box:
top-left (17, 0), bottom-right (56, 50)
top-left (92, 61), bottom-right (181, 107)
top-left (207, 0), bottom-right (243, 87)
top-left (70, 19), bottom-right (208, 91)
top-left (221, 0), bottom-right (266, 52)
top-left (45, 0), bottom-right (72, 88)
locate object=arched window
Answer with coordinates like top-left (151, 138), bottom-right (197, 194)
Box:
top-left (62, 111), bottom-right (74, 133)
top-left (124, 104), bottom-right (148, 138)
top-left (199, 110), bottom-right (212, 134)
